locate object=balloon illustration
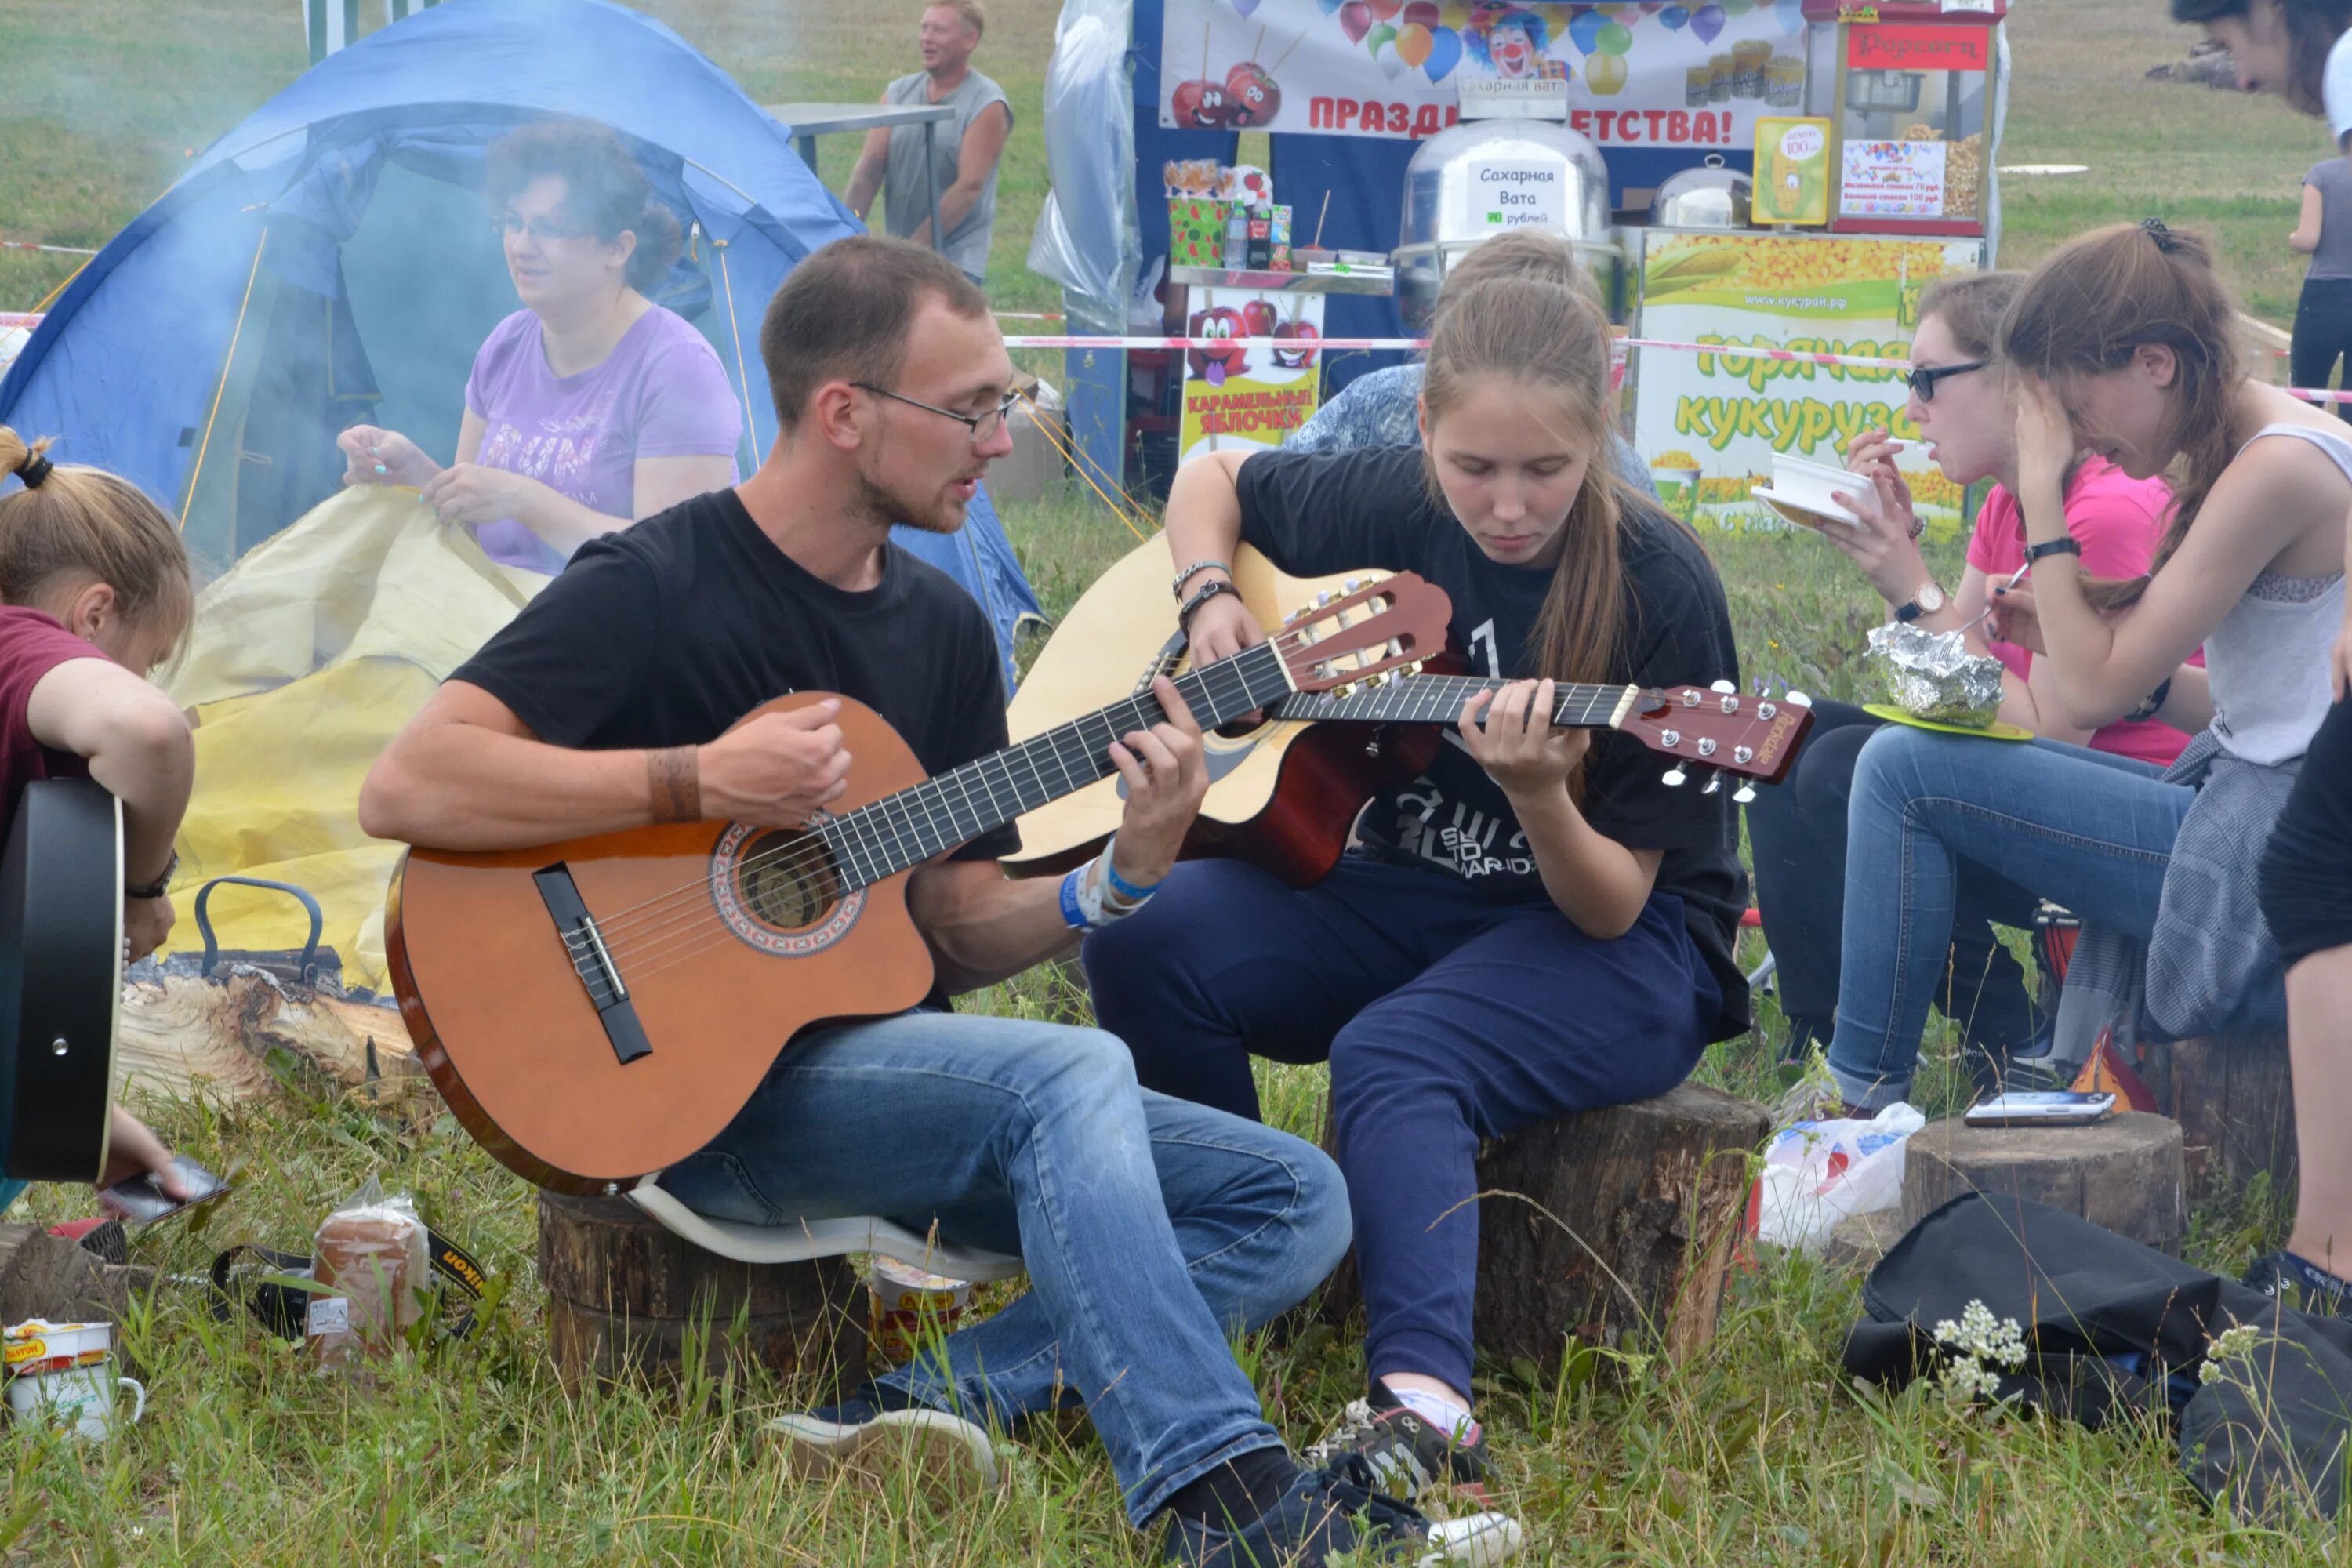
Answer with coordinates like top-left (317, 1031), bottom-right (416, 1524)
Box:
top-left (1396, 20), bottom-right (1435, 67)
top-left (1776, 0), bottom-right (1806, 32)
top-left (1374, 35), bottom-right (1409, 78)
top-left (1424, 24), bottom-right (1465, 79)
top-left (1233, 0), bottom-right (1261, 16)
top-left (1691, 4), bottom-right (1725, 42)
top-left (1403, 0), bottom-right (1441, 23)
top-left (1567, 7), bottom-right (1605, 53)
top-left (1367, 20), bottom-right (1398, 56)
top-left (1660, 3), bottom-right (1689, 25)
top-left (1338, 0), bottom-right (1374, 42)
top-left (1597, 20), bottom-right (1633, 53)
top-left (1317, 0), bottom-right (1346, 11)
top-left (1365, 0), bottom-right (1404, 18)
top-left (1585, 50), bottom-right (1628, 93)
top-left (1722, 0), bottom-right (1753, 13)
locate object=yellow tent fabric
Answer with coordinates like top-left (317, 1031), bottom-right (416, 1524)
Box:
top-left (159, 488), bottom-right (543, 989)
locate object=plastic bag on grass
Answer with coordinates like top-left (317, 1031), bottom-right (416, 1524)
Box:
top-left (1755, 1102), bottom-right (1926, 1254)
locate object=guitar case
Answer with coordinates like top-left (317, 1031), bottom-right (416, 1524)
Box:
top-left (0, 779), bottom-right (122, 1182)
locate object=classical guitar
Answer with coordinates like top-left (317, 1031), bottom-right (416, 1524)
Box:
top-left (0, 779), bottom-right (125, 1182)
top-left (385, 576), bottom-right (1451, 1193)
top-left (1004, 536), bottom-right (1812, 887)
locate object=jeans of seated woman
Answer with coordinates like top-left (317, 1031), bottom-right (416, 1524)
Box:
top-left (1826, 726), bottom-right (2196, 1111)
top-left (1745, 699), bottom-right (2043, 1071)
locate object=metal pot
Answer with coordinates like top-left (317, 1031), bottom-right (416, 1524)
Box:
top-left (1651, 156), bottom-right (1753, 230)
top-left (1392, 119), bottom-right (1617, 333)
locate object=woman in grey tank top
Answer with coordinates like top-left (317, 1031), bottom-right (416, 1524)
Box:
top-left (1816, 220), bottom-right (2347, 1127)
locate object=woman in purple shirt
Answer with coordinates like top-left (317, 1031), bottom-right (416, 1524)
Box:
top-left (339, 118), bottom-right (742, 574)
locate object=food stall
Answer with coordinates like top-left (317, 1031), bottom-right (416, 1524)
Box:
top-left (1037, 0), bottom-right (2006, 506)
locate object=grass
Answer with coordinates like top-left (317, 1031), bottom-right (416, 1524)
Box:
top-left (2, 0), bottom-right (2345, 1562)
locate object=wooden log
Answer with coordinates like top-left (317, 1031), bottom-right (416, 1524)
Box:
top-left (1900, 1112), bottom-right (2186, 1251)
top-left (536, 1192), bottom-right (862, 1393)
top-left (1323, 1083), bottom-right (1769, 1368)
top-left (0, 1223), bottom-right (157, 1370)
top-left (116, 970), bottom-right (423, 1109)
top-left (2141, 1033), bottom-right (2297, 1203)
top-left (1822, 1209), bottom-right (1908, 1274)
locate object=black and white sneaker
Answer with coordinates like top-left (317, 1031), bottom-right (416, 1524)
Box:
top-left (1304, 1382), bottom-right (1492, 1505)
top-left (766, 1383), bottom-right (999, 1497)
top-left (2244, 1251), bottom-right (2352, 1319)
top-left (1166, 1455), bottom-right (1523, 1568)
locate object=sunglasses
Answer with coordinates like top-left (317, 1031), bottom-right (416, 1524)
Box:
top-left (1906, 360), bottom-right (1987, 402)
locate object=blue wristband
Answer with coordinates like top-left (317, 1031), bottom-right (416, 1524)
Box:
top-left (1101, 855), bottom-right (1164, 905)
top-left (1058, 867), bottom-right (1087, 930)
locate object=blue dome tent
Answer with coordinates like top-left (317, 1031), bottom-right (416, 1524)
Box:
top-left (0, 0), bottom-right (1041, 682)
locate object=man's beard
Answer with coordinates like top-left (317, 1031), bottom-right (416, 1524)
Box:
top-left (851, 448), bottom-right (970, 538)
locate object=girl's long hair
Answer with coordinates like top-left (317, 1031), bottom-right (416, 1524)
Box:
top-left (1999, 221), bottom-right (2241, 610)
top-left (1421, 274), bottom-right (1634, 790)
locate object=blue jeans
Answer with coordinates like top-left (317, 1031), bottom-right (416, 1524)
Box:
top-left (1085, 855), bottom-right (1715, 1399)
top-left (1828, 728), bottom-right (2194, 1109)
top-left (657, 1010), bottom-right (1351, 1526)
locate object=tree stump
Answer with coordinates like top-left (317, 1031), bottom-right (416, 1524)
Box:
top-left (2140, 1033), bottom-right (2297, 1203)
top-left (1322, 1083), bottom-right (1768, 1368)
top-left (1900, 1113), bottom-right (2186, 1251)
top-left (535, 1192), bottom-right (862, 1394)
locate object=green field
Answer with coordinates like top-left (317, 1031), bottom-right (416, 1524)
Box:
top-left (1, 2), bottom-right (2342, 1563)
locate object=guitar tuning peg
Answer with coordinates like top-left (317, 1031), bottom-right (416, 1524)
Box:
top-left (1701, 772), bottom-right (1722, 796)
top-left (1661, 766), bottom-right (1687, 788)
top-left (1788, 690), bottom-right (1813, 709)
top-left (1316, 590), bottom-right (1332, 607)
top-left (1345, 577), bottom-right (1363, 593)
top-left (1710, 679), bottom-right (1736, 694)
top-left (1733, 783), bottom-right (1757, 804)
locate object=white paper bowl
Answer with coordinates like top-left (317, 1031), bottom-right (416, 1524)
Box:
top-left (1759, 452), bottom-right (1866, 525)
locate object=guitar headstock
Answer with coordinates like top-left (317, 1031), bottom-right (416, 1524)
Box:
top-left (1617, 683), bottom-right (1814, 803)
top-left (1272, 573), bottom-right (1452, 695)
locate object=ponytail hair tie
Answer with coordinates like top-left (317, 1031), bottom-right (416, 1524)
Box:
top-left (15, 452), bottom-right (52, 488)
top-left (2140, 216), bottom-right (2179, 254)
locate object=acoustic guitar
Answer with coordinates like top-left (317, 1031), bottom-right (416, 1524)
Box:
top-left (385, 577), bottom-right (1450, 1194)
top-left (0, 779), bottom-right (125, 1182)
top-left (1004, 536), bottom-right (1813, 887)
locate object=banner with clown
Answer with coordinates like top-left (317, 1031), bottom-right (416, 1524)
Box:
top-left (1159, 0), bottom-right (1812, 149)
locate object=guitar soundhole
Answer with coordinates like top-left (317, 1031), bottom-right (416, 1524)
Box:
top-left (736, 830), bottom-right (841, 929)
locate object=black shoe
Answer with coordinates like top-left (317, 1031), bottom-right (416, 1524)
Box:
top-left (1165, 1456), bottom-right (1435, 1567)
top-left (2244, 1252), bottom-right (2352, 1319)
top-left (1304, 1383), bottom-right (1491, 1504)
top-left (766, 1382), bottom-right (998, 1498)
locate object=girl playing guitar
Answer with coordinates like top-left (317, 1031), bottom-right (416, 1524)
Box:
top-left (1085, 274), bottom-right (1749, 1504)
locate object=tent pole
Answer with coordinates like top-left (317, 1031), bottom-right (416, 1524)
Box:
top-left (181, 232), bottom-right (269, 532)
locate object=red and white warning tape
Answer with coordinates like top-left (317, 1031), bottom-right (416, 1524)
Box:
top-left (0, 241), bottom-right (97, 257)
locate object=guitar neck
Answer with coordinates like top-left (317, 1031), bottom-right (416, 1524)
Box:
top-left (1275, 675), bottom-right (1635, 731)
top-left (818, 642), bottom-right (1298, 892)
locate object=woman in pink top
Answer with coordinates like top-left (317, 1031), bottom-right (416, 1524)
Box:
top-left (337, 118), bottom-right (742, 575)
top-left (1745, 270), bottom-right (2193, 1089)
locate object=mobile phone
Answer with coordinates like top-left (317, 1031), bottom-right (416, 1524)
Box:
top-left (1962, 1091), bottom-right (2117, 1128)
top-left (100, 1156), bottom-right (232, 1226)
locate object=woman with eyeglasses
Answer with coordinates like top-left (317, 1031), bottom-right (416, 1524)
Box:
top-left (1822, 220), bottom-right (2347, 1128)
top-left (338, 118), bottom-right (742, 575)
top-left (1744, 270), bottom-right (2186, 1090)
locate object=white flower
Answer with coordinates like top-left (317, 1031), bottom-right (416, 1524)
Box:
top-left (1929, 1299), bottom-right (2027, 1405)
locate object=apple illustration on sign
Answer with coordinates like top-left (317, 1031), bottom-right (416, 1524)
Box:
top-left (1171, 78), bottom-right (1233, 129)
top-left (1272, 317), bottom-right (1320, 369)
top-left (1240, 299), bottom-right (1279, 339)
top-left (1223, 61), bottom-right (1283, 126)
top-left (1189, 307), bottom-right (1250, 383)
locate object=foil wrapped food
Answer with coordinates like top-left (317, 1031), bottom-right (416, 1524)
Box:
top-left (1866, 622), bottom-right (2005, 728)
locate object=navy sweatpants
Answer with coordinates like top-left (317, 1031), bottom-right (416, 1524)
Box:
top-left (1083, 854), bottom-right (1717, 1397)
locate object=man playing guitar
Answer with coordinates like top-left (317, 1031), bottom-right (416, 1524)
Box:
top-left (361, 238), bottom-right (1441, 1566)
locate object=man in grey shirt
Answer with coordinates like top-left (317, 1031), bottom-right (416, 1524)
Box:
top-left (846, 2), bottom-right (1013, 286)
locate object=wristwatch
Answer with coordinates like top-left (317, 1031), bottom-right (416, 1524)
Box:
top-left (125, 851), bottom-right (177, 902)
top-left (1893, 579), bottom-right (1947, 624)
top-left (2024, 535), bottom-right (2084, 564)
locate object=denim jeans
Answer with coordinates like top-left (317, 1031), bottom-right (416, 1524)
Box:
top-left (1085, 855), bottom-right (1715, 1399)
top-left (1828, 727), bottom-right (2194, 1110)
top-left (657, 1009), bottom-right (1352, 1526)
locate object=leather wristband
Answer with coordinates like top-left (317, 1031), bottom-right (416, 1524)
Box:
top-left (2024, 535), bottom-right (2083, 564)
top-left (648, 746), bottom-right (701, 823)
top-left (1171, 559), bottom-right (1231, 600)
top-left (1178, 578), bottom-right (1239, 633)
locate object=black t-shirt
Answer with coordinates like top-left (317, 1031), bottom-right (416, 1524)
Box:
top-left (1236, 445), bottom-right (1749, 1039)
top-left (453, 490), bottom-right (1018, 1006)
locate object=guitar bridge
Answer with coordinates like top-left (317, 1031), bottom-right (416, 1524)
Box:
top-left (533, 864), bottom-right (653, 1065)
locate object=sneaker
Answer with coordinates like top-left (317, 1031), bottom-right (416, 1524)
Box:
top-left (766, 1384), bottom-right (999, 1498)
top-left (2244, 1252), bottom-right (2352, 1319)
top-left (1165, 1455), bottom-right (1446, 1567)
top-left (1304, 1386), bottom-right (1491, 1504)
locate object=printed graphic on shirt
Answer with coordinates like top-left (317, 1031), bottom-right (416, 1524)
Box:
top-left (1390, 778), bottom-right (1534, 880)
top-left (478, 415), bottom-right (604, 497)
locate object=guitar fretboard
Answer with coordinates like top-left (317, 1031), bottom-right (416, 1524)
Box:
top-left (815, 641), bottom-right (1298, 893)
top-left (1276, 676), bottom-right (1635, 730)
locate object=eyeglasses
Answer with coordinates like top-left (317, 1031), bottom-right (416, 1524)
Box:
top-left (494, 213), bottom-right (593, 245)
top-left (1906, 360), bottom-right (1987, 402)
top-left (853, 383), bottom-right (1021, 443)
